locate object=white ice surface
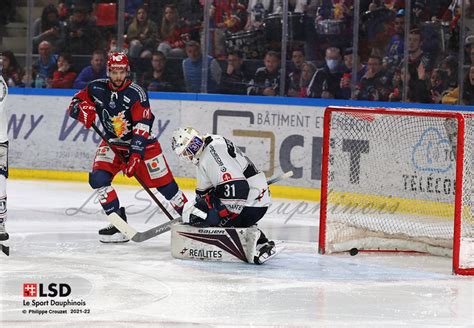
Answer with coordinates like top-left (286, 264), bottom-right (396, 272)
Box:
top-left (1, 180), bottom-right (473, 327)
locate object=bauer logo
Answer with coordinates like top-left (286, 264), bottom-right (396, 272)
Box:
top-left (23, 283), bottom-right (71, 298)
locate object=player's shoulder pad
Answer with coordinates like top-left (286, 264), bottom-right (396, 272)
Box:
top-left (203, 135), bottom-right (227, 152)
top-left (128, 82), bottom-right (148, 103)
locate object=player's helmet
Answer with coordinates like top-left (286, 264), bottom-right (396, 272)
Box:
top-left (171, 127), bottom-right (204, 164)
top-left (107, 51), bottom-right (130, 77)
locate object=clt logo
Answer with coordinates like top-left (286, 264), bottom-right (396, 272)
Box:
top-left (23, 283), bottom-right (71, 297)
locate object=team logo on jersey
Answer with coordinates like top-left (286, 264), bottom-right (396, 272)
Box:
top-left (109, 112), bottom-right (130, 138)
top-left (142, 108), bottom-right (151, 120)
top-left (222, 173), bottom-right (232, 181)
top-left (109, 92), bottom-right (118, 109)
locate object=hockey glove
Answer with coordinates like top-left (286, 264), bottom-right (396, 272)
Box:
top-left (124, 153), bottom-right (142, 178)
top-left (75, 101), bottom-right (96, 129)
top-left (182, 200), bottom-right (208, 226)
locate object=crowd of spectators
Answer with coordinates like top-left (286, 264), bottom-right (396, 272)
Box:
top-left (1, 0), bottom-right (474, 105)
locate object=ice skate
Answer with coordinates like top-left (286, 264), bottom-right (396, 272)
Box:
top-left (99, 207), bottom-right (129, 243)
top-left (254, 240), bottom-right (277, 264)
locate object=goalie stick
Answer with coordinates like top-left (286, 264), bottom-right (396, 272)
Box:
top-left (107, 170), bottom-right (294, 242)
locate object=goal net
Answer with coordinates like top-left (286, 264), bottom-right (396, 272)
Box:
top-left (318, 106), bottom-right (474, 275)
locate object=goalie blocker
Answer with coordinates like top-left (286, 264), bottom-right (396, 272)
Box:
top-left (171, 224), bottom-right (278, 264)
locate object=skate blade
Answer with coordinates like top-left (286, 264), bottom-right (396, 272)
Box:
top-left (254, 244), bottom-right (284, 264)
top-left (99, 233), bottom-right (130, 244)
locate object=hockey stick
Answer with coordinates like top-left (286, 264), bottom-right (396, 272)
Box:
top-left (91, 123), bottom-right (175, 222)
top-left (109, 170), bottom-right (294, 242)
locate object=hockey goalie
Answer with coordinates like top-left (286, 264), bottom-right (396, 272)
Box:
top-left (170, 127), bottom-right (278, 264)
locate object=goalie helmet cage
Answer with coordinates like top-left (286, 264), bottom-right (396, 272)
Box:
top-left (318, 106), bottom-right (474, 275)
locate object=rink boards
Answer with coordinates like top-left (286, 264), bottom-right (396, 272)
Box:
top-left (3, 91), bottom-right (469, 208)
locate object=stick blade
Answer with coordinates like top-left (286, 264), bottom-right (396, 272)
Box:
top-left (106, 213), bottom-right (138, 240)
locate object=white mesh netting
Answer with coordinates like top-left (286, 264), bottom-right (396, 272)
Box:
top-left (321, 109), bottom-right (474, 271)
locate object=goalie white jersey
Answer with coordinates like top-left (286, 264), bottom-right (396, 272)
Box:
top-left (196, 135), bottom-right (271, 215)
top-left (0, 76), bottom-right (7, 143)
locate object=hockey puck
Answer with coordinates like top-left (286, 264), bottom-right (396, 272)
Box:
top-left (349, 248), bottom-right (358, 256)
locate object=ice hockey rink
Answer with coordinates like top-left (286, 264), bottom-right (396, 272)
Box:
top-left (1, 179), bottom-right (473, 327)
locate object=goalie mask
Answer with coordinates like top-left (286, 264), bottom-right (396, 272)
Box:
top-left (171, 127), bottom-right (204, 164)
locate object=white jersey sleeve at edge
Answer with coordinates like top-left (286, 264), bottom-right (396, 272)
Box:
top-left (0, 76), bottom-right (8, 143)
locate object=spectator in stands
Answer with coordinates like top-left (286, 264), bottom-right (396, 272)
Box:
top-left (388, 67), bottom-right (403, 102)
top-left (1, 51), bottom-right (24, 87)
top-left (63, 7), bottom-right (101, 55)
top-left (287, 49), bottom-right (306, 97)
top-left (428, 68), bottom-right (449, 104)
top-left (439, 55), bottom-right (458, 90)
top-left (211, 0), bottom-right (247, 33)
top-left (126, 5), bottom-right (158, 59)
top-left (125, 0), bottom-right (144, 17)
top-left (32, 41), bottom-right (58, 88)
top-left (0, 0), bottom-right (15, 26)
top-left (354, 54), bottom-right (391, 101)
top-left (298, 62), bottom-right (317, 98)
top-left (32, 4), bottom-right (66, 53)
top-left (220, 50), bottom-right (250, 95)
top-left (157, 4), bottom-right (190, 58)
top-left (141, 51), bottom-right (180, 92)
top-left (339, 47), bottom-right (367, 99)
top-left (73, 50), bottom-right (107, 89)
top-left (442, 65), bottom-right (474, 105)
top-left (248, 51), bottom-right (286, 96)
top-left (49, 53), bottom-right (77, 89)
top-left (182, 41), bottom-right (221, 93)
top-left (245, 0), bottom-right (274, 30)
top-left (399, 63), bottom-right (432, 103)
top-left (384, 10), bottom-right (404, 73)
top-left (307, 47), bottom-right (344, 99)
top-left (407, 28), bottom-right (434, 82)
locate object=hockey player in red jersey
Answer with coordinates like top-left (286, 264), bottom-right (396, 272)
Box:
top-left (68, 51), bottom-right (187, 243)
top-left (171, 127), bottom-right (276, 263)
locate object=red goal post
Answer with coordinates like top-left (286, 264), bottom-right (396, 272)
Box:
top-left (318, 106), bottom-right (474, 275)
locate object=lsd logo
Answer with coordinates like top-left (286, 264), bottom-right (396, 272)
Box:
top-left (23, 283), bottom-right (37, 297)
top-left (22, 283), bottom-right (71, 297)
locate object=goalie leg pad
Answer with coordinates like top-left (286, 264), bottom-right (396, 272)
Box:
top-left (171, 224), bottom-right (260, 263)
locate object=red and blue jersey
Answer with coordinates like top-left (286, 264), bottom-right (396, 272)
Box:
top-left (69, 79), bottom-right (155, 158)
